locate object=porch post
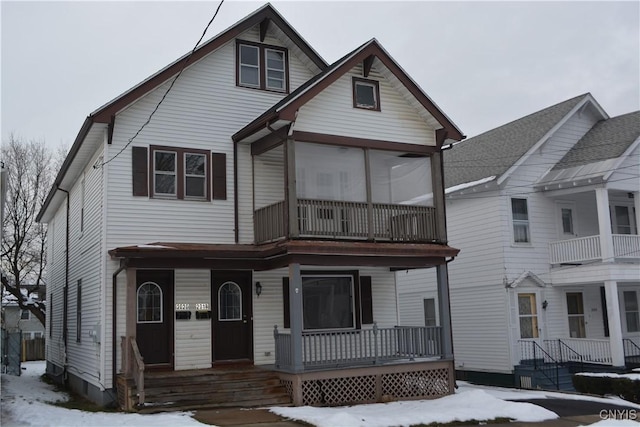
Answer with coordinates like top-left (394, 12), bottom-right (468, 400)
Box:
top-left (595, 187), bottom-right (613, 261)
top-left (285, 137), bottom-right (299, 238)
top-left (125, 268), bottom-right (137, 375)
top-left (604, 280), bottom-right (626, 367)
top-left (436, 263), bottom-right (454, 359)
top-left (364, 148), bottom-right (374, 240)
top-left (634, 191), bottom-right (640, 235)
top-left (431, 150), bottom-right (446, 243)
top-left (288, 263), bottom-right (304, 371)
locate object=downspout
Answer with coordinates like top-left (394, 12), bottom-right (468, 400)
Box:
top-left (58, 187), bottom-right (70, 381)
top-left (234, 141), bottom-right (239, 243)
top-left (112, 260), bottom-right (128, 390)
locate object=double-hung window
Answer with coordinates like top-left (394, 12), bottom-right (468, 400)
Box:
top-left (624, 291), bottom-right (640, 333)
top-left (237, 41), bottom-right (288, 92)
top-left (151, 146), bottom-right (209, 200)
top-left (511, 198), bottom-right (530, 243)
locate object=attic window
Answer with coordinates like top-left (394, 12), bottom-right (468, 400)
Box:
top-left (237, 40), bottom-right (288, 93)
top-left (353, 77), bottom-right (380, 111)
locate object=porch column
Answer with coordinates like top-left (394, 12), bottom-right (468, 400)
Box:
top-left (288, 263), bottom-right (304, 371)
top-left (431, 150), bottom-right (446, 243)
top-left (595, 187), bottom-right (613, 261)
top-left (604, 280), bottom-right (626, 367)
top-left (285, 137), bottom-right (299, 238)
top-left (124, 268), bottom-right (137, 375)
top-left (634, 191), bottom-right (640, 234)
top-left (436, 263), bottom-right (454, 359)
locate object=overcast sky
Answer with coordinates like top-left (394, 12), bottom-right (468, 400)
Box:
top-left (2, 1), bottom-right (639, 150)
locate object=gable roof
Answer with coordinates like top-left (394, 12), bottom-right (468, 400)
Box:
top-left (233, 38), bottom-right (465, 144)
top-left (443, 94), bottom-right (591, 189)
top-left (37, 3), bottom-right (328, 223)
top-left (552, 111), bottom-right (640, 170)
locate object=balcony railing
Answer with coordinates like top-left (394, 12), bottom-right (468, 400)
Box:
top-left (254, 199), bottom-right (440, 244)
top-left (549, 234), bottom-right (640, 264)
top-left (274, 325), bottom-right (442, 371)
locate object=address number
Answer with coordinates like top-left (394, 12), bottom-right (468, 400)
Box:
top-left (195, 303), bottom-right (210, 310)
top-left (176, 303), bottom-right (190, 310)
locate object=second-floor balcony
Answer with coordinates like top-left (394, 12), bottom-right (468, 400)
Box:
top-left (549, 234), bottom-right (640, 265)
top-left (255, 198), bottom-right (440, 244)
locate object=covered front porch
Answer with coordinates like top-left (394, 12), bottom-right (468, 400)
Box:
top-left (111, 240), bottom-right (458, 409)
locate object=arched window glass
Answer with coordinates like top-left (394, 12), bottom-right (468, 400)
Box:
top-left (219, 282), bottom-right (241, 321)
top-left (137, 282), bottom-right (163, 323)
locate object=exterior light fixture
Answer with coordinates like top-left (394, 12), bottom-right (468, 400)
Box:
top-left (542, 300), bottom-right (548, 310)
top-left (255, 281), bottom-right (262, 297)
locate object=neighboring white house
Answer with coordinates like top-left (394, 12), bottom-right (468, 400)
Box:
top-left (36, 4), bottom-right (465, 409)
top-left (397, 93), bottom-right (640, 388)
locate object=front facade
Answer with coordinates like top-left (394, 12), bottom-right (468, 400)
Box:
top-left (38, 5), bottom-right (464, 407)
top-left (397, 94), bottom-right (640, 388)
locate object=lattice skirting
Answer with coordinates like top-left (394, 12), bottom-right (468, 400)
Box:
top-left (278, 360), bottom-right (454, 406)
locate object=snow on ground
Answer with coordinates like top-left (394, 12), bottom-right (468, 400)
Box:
top-left (2, 361), bottom-right (640, 427)
top-left (1, 361), bottom-right (207, 427)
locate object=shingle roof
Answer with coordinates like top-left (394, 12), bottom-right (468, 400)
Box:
top-left (552, 111), bottom-right (640, 170)
top-left (444, 94), bottom-right (589, 188)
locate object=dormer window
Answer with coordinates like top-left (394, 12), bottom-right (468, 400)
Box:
top-left (353, 77), bottom-right (380, 111)
top-left (237, 40), bottom-right (288, 93)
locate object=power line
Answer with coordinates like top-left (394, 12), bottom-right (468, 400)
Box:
top-left (95, 0), bottom-right (225, 169)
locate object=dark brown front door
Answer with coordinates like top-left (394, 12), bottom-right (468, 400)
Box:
top-left (136, 270), bottom-right (173, 367)
top-left (212, 271), bottom-right (253, 362)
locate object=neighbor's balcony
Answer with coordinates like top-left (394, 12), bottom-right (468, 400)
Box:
top-left (549, 234), bottom-right (640, 265)
top-left (254, 199), bottom-right (441, 244)
top-left (274, 325), bottom-right (443, 372)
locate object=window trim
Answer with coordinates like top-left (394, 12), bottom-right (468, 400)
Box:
top-left (149, 146), bottom-right (211, 201)
top-left (352, 77), bottom-right (381, 111)
top-left (236, 40), bottom-right (289, 93)
top-left (511, 197), bottom-right (531, 245)
top-left (623, 290), bottom-right (640, 333)
top-left (301, 272), bottom-right (357, 332)
top-left (76, 279), bottom-right (82, 343)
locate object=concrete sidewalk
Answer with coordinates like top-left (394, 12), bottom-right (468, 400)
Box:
top-left (192, 398), bottom-right (638, 426)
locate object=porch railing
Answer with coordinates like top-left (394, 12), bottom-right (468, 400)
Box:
top-left (623, 338), bottom-right (640, 359)
top-left (121, 336), bottom-right (145, 406)
top-left (549, 234), bottom-right (640, 264)
top-left (543, 339), bottom-right (584, 371)
top-left (518, 340), bottom-right (560, 390)
top-left (254, 199), bottom-right (440, 244)
top-left (274, 324), bottom-right (442, 370)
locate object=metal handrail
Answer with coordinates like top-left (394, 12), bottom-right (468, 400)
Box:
top-left (519, 340), bottom-right (560, 390)
top-left (557, 339), bottom-right (584, 372)
top-left (623, 338), bottom-right (640, 357)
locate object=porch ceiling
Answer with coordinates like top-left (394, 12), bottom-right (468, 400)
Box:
top-left (108, 240), bottom-right (459, 270)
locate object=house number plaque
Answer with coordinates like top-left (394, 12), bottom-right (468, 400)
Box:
top-left (175, 303), bottom-right (210, 310)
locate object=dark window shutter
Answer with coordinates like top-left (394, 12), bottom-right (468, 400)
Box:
top-left (360, 276), bottom-right (373, 325)
top-left (132, 146), bottom-right (148, 196)
top-left (212, 152), bottom-right (227, 200)
top-left (283, 277), bottom-right (290, 328)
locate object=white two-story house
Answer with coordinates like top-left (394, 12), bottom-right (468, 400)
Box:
top-left (37, 4), bottom-right (465, 409)
top-left (397, 93), bottom-right (640, 390)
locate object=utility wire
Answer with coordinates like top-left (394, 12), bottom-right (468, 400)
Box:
top-left (96, 0), bottom-right (225, 169)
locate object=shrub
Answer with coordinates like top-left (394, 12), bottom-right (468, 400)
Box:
top-left (573, 375), bottom-right (640, 403)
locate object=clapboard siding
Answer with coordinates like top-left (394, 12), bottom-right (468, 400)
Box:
top-left (64, 146), bottom-right (105, 388)
top-left (236, 143), bottom-right (254, 244)
top-left (46, 200), bottom-right (68, 367)
top-left (396, 267), bottom-right (440, 326)
top-left (252, 266), bottom-right (398, 366)
top-left (253, 145), bottom-right (285, 210)
top-left (295, 64), bottom-right (436, 146)
top-left (450, 284), bottom-right (512, 373)
top-left (174, 270), bottom-right (212, 370)
top-left (105, 27), bottom-right (316, 250)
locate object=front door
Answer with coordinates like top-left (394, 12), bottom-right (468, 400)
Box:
top-left (212, 271), bottom-right (253, 362)
top-left (136, 270), bottom-right (174, 367)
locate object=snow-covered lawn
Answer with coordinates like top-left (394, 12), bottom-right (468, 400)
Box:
top-left (2, 361), bottom-right (639, 427)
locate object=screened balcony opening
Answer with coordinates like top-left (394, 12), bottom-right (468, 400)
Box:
top-left (252, 140), bottom-right (440, 244)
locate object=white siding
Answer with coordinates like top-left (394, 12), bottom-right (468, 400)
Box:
top-left (104, 27), bottom-right (317, 251)
top-left (46, 200), bottom-right (68, 367)
top-left (396, 268), bottom-right (439, 326)
top-left (252, 266), bottom-right (398, 366)
top-left (295, 64), bottom-right (436, 146)
top-left (174, 270), bottom-right (212, 370)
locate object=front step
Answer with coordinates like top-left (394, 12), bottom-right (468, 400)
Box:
top-left (515, 364), bottom-right (575, 392)
top-left (120, 366), bottom-right (292, 413)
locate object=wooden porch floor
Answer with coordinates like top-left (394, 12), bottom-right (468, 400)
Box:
top-left (118, 364), bottom-right (291, 413)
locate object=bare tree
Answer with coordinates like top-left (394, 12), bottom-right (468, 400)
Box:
top-left (1, 134), bottom-right (62, 326)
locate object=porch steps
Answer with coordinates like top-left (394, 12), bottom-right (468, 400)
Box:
top-left (515, 364), bottom-right (575, 392)
top-left (124, 366), bottom-right (292, 413)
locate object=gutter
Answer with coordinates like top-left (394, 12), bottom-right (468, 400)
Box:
top-left (112, 261), bottom-right (128, 391)
top-left (57, 187), bottom-right (70, 381)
